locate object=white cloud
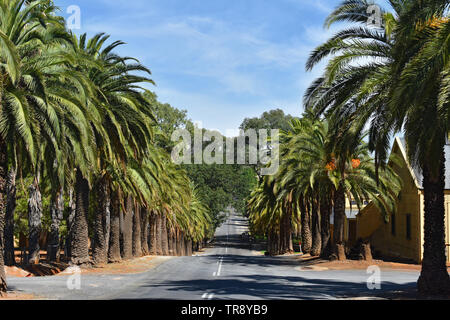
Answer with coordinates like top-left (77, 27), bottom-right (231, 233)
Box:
top-left (83, 13), bottom-right (315, 93)
top-left (75, 1), bottom-right (336, 130)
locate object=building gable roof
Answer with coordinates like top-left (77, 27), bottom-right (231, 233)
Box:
top-left (357, 137), bottom-right (450, 219)
top-left (396, 137), bottom-right (450, 190)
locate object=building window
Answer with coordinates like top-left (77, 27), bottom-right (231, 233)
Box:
top-left (391, 214), bottom-right (396, 236)
top-left (406, 214), bottom-right (411, 240)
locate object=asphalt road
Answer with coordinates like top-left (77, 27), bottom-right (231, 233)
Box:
top-left (7, 211), bottom-right (420, 300)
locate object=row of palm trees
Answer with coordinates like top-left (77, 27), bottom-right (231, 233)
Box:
top-left (250, 0), bottom-right (450, 295)
top-left (0, 0), bottom-right (212, 294)
top-left (248, 113), bottom-right (401, 259)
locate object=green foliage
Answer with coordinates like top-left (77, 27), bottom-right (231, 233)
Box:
top-left (247, 114), bottom-right (402, 237)
top-left (144, 91), bottom-right (191, 152)
top-left (149, 94), bottom-right (257, 229)
top-left (305, 0), bottom-right (450, 175)
top-left (240, 109), bottom-right (296, 133)
top-left (186, 164), bottom-right (256, 228)
top-left (240, 109), bottom-right (298, 179)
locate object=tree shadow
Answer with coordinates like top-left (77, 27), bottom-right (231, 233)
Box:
top-left (121, 272), bottom-right (418, 300)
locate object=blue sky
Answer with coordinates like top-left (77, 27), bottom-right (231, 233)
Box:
top-left (54, 0), bottom-right (346, 134)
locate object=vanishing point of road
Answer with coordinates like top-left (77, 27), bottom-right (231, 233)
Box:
top-left (7, 211), bottom-right (420, 300)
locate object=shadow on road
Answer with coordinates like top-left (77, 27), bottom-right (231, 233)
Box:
top-left (130, 272), bottom-right (417, 300)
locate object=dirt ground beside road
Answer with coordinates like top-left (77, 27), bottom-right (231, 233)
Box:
top-left (295, 254), bottom-right (423, 271)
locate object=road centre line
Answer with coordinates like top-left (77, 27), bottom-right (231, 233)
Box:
top-left (213, 256), bottom-right (223, 276)
top-left (217, 257), bottom-right (223, 276)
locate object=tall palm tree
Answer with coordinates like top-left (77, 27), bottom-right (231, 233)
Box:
top-left (250, 113), bottom-right (401, 259)
top-left (0, 1), bottom-right (87, 265)
top-left (248, 172), bottom-right (297, 256)
top-left (305, 0), bottom-right (450, 294)
top-left (389, 3), bottom-right (449, 294)
top-left (67, 33), bottom-right (155, 265)
top-left (329, 118), bottom-right (400, 260)
top-left (282, 116), bottom-right (333, 257)
top-left (0, 0), bottom-right (73, 291)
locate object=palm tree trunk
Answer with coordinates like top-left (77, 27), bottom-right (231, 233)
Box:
top-left (161, 214), bottom-right (169, 256)
top-left (47, 188), bottom-right (63, 262)
top-left (132, 203), bottom-right (142, 257)
top-left (280, 208), bottom-right (293, 254)
top-left (168, 228), bottom-right (174, 256)
top-left (333, 183), bottom-right (346, 261)
top-left (5, 166), bottom-right (16, 266)
top-left (28, 175), bottom-right (42, 265)
top-left (119, 209), bottom-right (124, 256)
top-left (121, 195), bottom-right (133, 260)
top-left (287, 215), bottom-right (294, 253)
top-left (148, 212), bottom-right (157, 255)
top-left (65, 188), bottom-right (76, 259)
top-left (267, 229), bottom-right (280, 256)
top-left (70, 169), bottom-right (91, 266)
top-left (179, 232), bottom-right (184, 256)
top-left (0, 139), bottom-right (9, 294)
top-left (92, 176), bottom-right (109, 265)
top-left (175, 229), bottom-right (182, 256)
top-left (310, 196), bottom-right (322, 256)
top-left (320, 195), bottom-right (332, 259)
top-left (104, 195), bottom-right (110, 257)
top-left (299, 195), bottom-right (312, 254)
top-left (417, 150), bottom-right (450, 295)
top-left (187, 239), bottom-right (192, 256)
top-left (140, 208), bottom-right (149, 256)
top-left (155, 213), bottom-right (163, 255)
top-left (181, 234), bottom-right (187, 256)
top-left (108, 190), bottom-right (121, 263)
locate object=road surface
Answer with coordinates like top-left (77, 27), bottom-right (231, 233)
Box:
top-left (7, 211), bottom-right (420, 300)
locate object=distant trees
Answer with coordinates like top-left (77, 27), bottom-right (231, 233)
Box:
top-left (240, 109), bottom-right (297, 180)
top-left (240, 109), bottom-right (296, 133)
top-left (150, 93), bottom-right (257, 229)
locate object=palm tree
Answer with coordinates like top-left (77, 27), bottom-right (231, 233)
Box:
top-left (389, 4), bottom-right (450, 294)
top-left (305, 0), bottom-right (450, 294)
top-left (0, 0), bottom-right (89, 266)
top-left (329, 118), bottom-right (401, 260)
top-left (249, 112), bottom-right (401, 260)
top-left (279, 116), bottom-right (330, 256)
top-left (0, 0), bottom-right (74, 291)
top-left (248, 173), bottom-right (296, 256)
top-left (67, 33), bottom-right (155, 265)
